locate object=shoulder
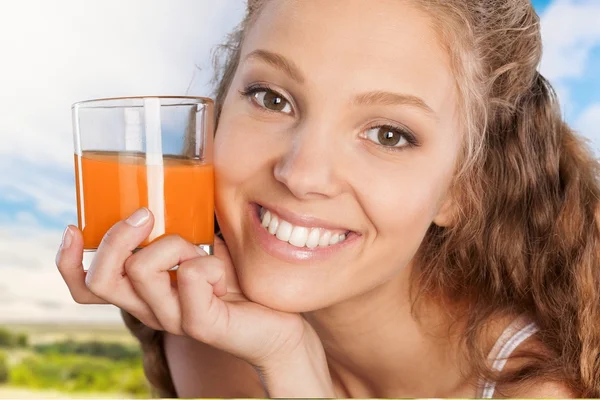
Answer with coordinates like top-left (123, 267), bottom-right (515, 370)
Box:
top-left (163, 332), bottom-right (266, 397)
top-left (484, 315), bottom-right (578, 398)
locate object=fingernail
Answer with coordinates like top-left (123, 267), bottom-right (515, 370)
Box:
top-left (61, 226), bottom-right (73, 250)
top-left (126, 208), bottom-right (150, 227)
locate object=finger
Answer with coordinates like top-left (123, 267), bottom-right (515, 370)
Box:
top-left (177, 256), bottom-right (228, 344)
top-left (56, 225), bottom-right (107, 304)
top-left (212, 235), bottom-right (242, 294)
top-left (85, 208), bottom-right (163, 330)
top-left (124, 234), bottom-right (207, 334)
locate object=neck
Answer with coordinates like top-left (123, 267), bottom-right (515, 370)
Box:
top-left (304, 267), bottom-right (475, 397)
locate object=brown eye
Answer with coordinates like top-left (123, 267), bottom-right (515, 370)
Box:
top-left (365, 126), bottom-right (409, 148)
top-left (252, 90), bottom-right (292, 114)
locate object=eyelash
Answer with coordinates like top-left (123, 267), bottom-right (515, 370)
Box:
top-left (365, 124), bottom-right (420, 152)
top-left (239, 84), bottom-right (292, 114)
top-left (239, 84), bottom-right (420, 151)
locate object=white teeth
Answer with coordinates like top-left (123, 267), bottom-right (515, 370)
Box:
top-left (318, 231), bottom-right (332, 247)
top-left (275, 220), bottom-right (293, 242)
top-left (305, 228), bottom-right (320, 249)
top-left (268, 215), bottom-right (279, 234)
top-left (329, 234), bottom-right (339, 245)
top-left (289, 226), bottom-right (309, 247)
top-left (259, 206), bottom-right (349, 249)
top-left (261, 210), bottom-right (271, 228)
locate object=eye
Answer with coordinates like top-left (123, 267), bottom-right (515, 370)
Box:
top-left (241, 86), bottom-right (293, 114)
top-left (364, 125), bottom-right (418, 149)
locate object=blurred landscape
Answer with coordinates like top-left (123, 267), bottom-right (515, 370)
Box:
top-left (0, 323), bottom-right (149, 398)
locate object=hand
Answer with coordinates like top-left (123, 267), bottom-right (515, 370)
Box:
top-left (56, 208), bottom-right (335, 396)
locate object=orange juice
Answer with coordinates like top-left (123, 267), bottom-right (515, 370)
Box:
top-left (75, 150), bottom-right (214, 249)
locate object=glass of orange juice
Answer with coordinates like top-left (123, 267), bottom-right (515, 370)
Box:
top-left (72, 96), bottom-right (214, 260)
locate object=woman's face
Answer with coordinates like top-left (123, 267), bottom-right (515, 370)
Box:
top-left (214, 0), bottom-right (461, 312)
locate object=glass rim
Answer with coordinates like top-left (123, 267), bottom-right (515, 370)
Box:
top-left (72, 95), bottom-right (214, 109)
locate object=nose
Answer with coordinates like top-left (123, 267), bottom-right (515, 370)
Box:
top-left (273, 124), bottom-right (344, 200)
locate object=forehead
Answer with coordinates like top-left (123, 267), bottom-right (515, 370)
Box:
top-left (242, 0), bottom-right (456, 116)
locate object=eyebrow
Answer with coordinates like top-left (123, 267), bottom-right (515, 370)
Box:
top-left (353, 91), bottom-right (436, 117)
top-left (245, 49), bottom-right (436, 118)
top-left (245, 49), bottom-right (305, 84)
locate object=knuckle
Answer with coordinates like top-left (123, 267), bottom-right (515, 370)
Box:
top-left (164, 234), bottom-right (186, 247)
top-left (83, 275), bottom-right (97, 292)
top-left (177, 263), bottom-right (204, 281)
top-left (152, 313), bottom-right (182, 335)
top-left (133, 313), bottom-right (162, 331)
top-left (180, 256), bottom-right (223, 278)
top-left (123, 256), bottom-right (143, 279)
top-left (55, 252), bottom-right (73, 271)
top-left (162, 322), bottom-right (184, 336)
top-left (84, 273), bottom-right (109, 297)
top-left (84, 281), bottom-right (103, 297)
top-left (201, 257), bottom-right (226, 278)
top-left (204, 255), bottom-right (225, 269)
top-left (142, 319), bottom-right (163, 331)
top-left (181, 320), bottom-right (214, 343)
top-left (163, 234), bottom-right (188, 258)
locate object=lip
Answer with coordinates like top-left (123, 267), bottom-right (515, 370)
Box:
top-left (256, 202), bottom-right (356, 233)
top-left (248, 203), bottom-right (361, 263)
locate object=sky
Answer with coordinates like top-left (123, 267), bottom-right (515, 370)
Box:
top-left (0, 0), bottom-right (599, 324)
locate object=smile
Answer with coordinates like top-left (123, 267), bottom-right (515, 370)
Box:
top-left (259, 206), bottom-right (349, 249)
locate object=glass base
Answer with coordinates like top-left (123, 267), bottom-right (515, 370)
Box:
top-left (197, 244), bottom-right (214, 255)
top-left (82, 244), bottom-right (213, 271)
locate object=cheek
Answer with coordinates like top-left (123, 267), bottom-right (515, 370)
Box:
top-left (355, 159), bottom-right (452, 247)
top-left (368, 180), bottom-right (439, 243)
top-left (214, 124), bottom-right (259, 187)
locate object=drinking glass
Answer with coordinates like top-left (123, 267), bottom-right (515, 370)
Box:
top-left (72, 96), bottom-right (214, 263)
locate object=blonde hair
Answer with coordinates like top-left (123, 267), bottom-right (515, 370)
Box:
top-left (125, 0), bottom-right (600, 396)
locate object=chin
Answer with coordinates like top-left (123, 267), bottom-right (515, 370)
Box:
top-left (234, 258), bottom-right (340, 313)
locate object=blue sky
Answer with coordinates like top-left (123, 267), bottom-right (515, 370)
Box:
top-left (0, 0), bottom-right (599, 323)
top-left (533, 0), bottom-right (551, 11)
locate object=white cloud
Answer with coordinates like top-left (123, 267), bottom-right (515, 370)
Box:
top-left (538, 0), bottom-right (600, 149)
top-left (539, 0), bottom-right (600, 82)
top-left (14, 212), bottom-right (38, 225)
top-left (575, 103), bottom-right (600, 154)
top-left (0, 157), bottom-right (76, 219)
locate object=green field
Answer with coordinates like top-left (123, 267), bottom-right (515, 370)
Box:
top-left (0, 386), bottom-right (134, 398)
top-left (0, 323), bottom-right (151, 399)
top-left (4, 323), bottom-right (136, 345)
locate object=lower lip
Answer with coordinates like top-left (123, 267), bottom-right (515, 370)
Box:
top-left (248, 203), bottom-right (360, 263)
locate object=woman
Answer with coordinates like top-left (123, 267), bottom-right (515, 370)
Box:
top-left (56, 0), bottom-right (600, 397)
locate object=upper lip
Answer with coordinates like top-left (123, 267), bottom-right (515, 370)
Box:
top-left (256, 202), bottom-right (356, 233)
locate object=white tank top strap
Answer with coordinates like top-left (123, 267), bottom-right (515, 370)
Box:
top-left (479, 314), bottom-right (540, 398)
